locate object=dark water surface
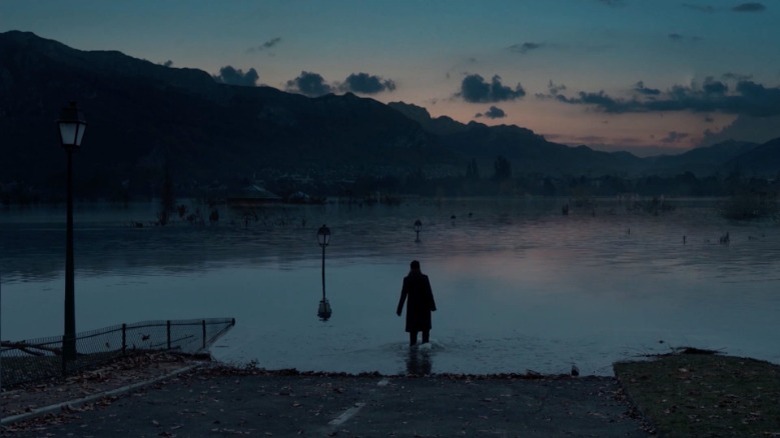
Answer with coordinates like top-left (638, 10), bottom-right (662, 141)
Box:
top-left (2, 198), bottom-right (779, 375)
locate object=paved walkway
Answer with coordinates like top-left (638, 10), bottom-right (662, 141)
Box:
top-left (2, 364), bottom-right (650, 437)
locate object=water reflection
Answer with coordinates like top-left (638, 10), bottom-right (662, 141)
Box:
top-left (2, 198), bottom-right (780, 375)
top-left (405, 345), bottom-right (433, 376)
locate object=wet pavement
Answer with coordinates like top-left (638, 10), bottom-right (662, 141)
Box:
top-left (2, 366), bottom-right (649, 437)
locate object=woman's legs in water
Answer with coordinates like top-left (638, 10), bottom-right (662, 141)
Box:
top-left (409, 331), bottom-right (418, 346)
top-left (422, 330), bottom-right (430, 344)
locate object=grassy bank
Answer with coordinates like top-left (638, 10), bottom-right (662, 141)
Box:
top-left (614, 349), bottom-right (780, 436)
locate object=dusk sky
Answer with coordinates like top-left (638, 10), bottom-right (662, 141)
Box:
top-left (3, 0), bottom-right (780, 156)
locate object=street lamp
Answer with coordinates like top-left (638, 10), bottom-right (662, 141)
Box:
top-left (317, 225), bottom-right (332, 320)
top-left (414, 219), bottom-right (422, 243)
top-left (58, 102), bottom-right (86, 362)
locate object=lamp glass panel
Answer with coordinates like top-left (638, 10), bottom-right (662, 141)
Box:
top-left (59, 123), bottom-right (78, 146)
top-left (75, 125), bottom-right (85, 145)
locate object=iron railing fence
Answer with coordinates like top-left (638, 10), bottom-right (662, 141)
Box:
top-left (0, 317), bottom-right (235, 387)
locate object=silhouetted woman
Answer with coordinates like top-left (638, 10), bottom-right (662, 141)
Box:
top-left (396, 260), bottom-right (437, 346)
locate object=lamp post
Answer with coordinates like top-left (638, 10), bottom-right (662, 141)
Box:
top-left (317, 224), bottom-right (332, 320)
top-left (414, 219), bottom-right (422, 243)
top-left (58, 102), bottom-right (86, 361)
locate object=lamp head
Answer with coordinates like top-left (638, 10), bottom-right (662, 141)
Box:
top-left (57, 102), bottom-right (87, 150)
top-left (317, 224), bottom-right (331, 247)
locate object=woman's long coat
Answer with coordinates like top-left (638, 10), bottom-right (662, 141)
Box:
top-left (397, 272), bottom-right (437, 332)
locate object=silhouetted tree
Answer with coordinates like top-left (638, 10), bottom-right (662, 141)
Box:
top-left (465, 158), bottom-right (480, 180)
top-left (542, 177), bottom-right (558, 196)
top-left (493, 156), bottom-right (511, 181)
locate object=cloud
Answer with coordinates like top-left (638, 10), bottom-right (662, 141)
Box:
top-left (553, 77), bottom-right (780, 117)
top-left (339, 72), bottom-right (396, 94)
top-left (555, 90), bottom-right (625, 111)
top-left (508, 42), bottom-right (544, 54)
top-left (535, 80), bottom-right (568, 99)
top-left (262, 37), bottom-right (282, 49)
top-left (475, 106), bottom-right (507, 119)
top-left (660, 131), bottom-right (690, 144)
top-left (547, 80), bottom-right (567, 95)
top-left (668, 33), bottom-right (701, 43)
top-left (722, 72), bottom-right (753, 82)
top-left (732, 2), bottom-right (766, 12)
top-left (213, 66), bottom-right (259, 86)
top-left (247, 37), bottom-right (282, 53)
top-left (633, 81), bottom-right (661, 96)
top-left (458, 74), bottom-right (526, 103)
top-left (285, 71), bottom-right (333, 97)
top-left (702, 77), bottom-right (727, 95)
top-left (681, 2), bottom-right (766, 13)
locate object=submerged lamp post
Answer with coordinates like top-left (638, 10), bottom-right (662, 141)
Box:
top-left (317, 225), bottom-right (332, 320)
top-left (58, 102), bottom-right (86, 361)
top-left (414, 219), bottom-right (422, 243)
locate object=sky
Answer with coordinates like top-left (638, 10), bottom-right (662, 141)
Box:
top-left (2, 0), bottom-right (780, 156)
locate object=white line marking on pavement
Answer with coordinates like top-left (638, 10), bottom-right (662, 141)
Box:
top-left (1, 364), bottom-right (201, 426)
top-left (328, 402), bottom-right (366, 426)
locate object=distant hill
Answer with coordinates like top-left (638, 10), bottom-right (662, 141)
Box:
top-left (1, 30), bottom-right (778, 201)
top-left (387, 101), bottom-right (780, 179)
top-left (388, 102), bottom-right (646, 176)
top-left (0, 31), bottom-right (454, 197)
top-left (722, 137), bottom-right (780, 177)
top-left (643, 140), bottom-right (761, 177)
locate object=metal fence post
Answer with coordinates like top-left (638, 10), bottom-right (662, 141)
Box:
top-left (202, 320), bottom-right (207, 350)
top-left (61, 335), bottom-right (67, 377)
top-left (4, 318), bottom-right (236, 387)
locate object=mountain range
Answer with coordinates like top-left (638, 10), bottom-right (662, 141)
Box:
top-left (0, 30), bottom-right (778, 199)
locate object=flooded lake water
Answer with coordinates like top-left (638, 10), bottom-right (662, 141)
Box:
top-left (2, 197), bottom-right (779, 376)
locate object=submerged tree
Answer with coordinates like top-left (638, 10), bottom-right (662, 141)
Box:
top-left (720, 188), bottom-right (778, 220)
top-left (158, 158), bottom-right (175, 226)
